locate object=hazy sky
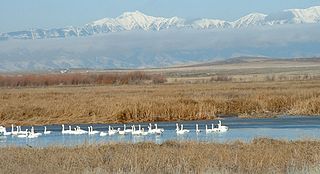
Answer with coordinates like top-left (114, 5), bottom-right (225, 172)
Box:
top-left (0, 0), bottom-right (319, 32)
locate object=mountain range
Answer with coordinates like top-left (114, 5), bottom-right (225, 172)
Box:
top-left (1, 6), bottom-right (320, 72)
top-left (1, 6), bottom-right (320, 40)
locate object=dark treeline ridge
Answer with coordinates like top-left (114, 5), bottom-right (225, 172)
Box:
top-left (0, 71), bottom-right (167, 87)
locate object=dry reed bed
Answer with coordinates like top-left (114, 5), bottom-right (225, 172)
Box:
top-left (0, 80), bottom-right (320, 125)
top-left (0, 71), bottom-right (166, 87)
top-left (1, 138), bottom-right (320, 174)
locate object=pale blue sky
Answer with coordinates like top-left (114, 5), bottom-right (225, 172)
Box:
top-left (0, 0), bottom-right (319, 32)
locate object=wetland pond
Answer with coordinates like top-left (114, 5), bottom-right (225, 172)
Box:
top-left (1, 116), bottom-right (320, 147)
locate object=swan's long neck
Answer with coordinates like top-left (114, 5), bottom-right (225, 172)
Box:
top-left (181, 124), bottom-right (183, 130)
top-left (155, 124), bottom-right (158, 129)
top-left (176, 124), bottom-right (179, 131)
top-left (124, 124), bottom-right (126, 131)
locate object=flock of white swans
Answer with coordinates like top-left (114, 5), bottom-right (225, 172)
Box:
top-left (0, 120), bottom-right (228, 139)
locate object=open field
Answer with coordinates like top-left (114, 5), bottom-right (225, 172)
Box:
top-left (1, 138), bottom-right (320, 174)
top-left (0, 57), bottom-right (320, 126)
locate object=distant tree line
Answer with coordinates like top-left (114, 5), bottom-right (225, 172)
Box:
top-left (0, 71), bottom-right (167, 87)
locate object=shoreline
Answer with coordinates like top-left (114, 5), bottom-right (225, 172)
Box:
top-left (1, 114), bottom-right (320, 127)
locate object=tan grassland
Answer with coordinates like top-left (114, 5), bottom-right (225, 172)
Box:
top-left (1, 139), bottom-right (320, 174)
top-left (0, 57), bottom-right (319, 126)
top-left (0, 80), bottom-right (319, 126)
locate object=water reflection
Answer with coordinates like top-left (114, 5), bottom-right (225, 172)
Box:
top-left (1, 116), bottom-right (320, 147)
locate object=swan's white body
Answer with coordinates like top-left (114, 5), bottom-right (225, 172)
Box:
top-left (44, 126), bottom-right (51, 134)
top-left (31, 127), bottom-right (42, 136)
top-left (131, 125), bottom-right (142, 135)
top-left (17, 129), bottom-right (29, 138)
top-left (71, 126), bottom-right (87, 135)
top-left (10, 125), bottom-right (18, 136)
top-left (196, 124), bottom-right (200, 133)
top-left (118, 125), bottom-right (127, 135)
top-left (62, 125), bottom-right (72, 134)
top-left (108, 126), bottom-right (118, 136)
top-left (0, 126), bottom-right (12, 136)
top-left (148, 123), bottom-right (164, 135)
top-left (211, 120), bottom-right (229, 132)
top-left (0, 126), bottom-right (6, 136)
top-left (88, 126), bottom-right (99, 135)
top-left (28, 128), bottom-right (40, 138)
top-left (205, 125), bottom-right (212, 133)
top-left (99, 131), bottom-right (107, 136)
top-left (176, 123), bottom-right (189, 135)
top-left (16, 126), bottom-right (28, 135)
top-left (140, 128), bottom-right (149, 136)
top-left (123, 124), bottom-right (132, 133)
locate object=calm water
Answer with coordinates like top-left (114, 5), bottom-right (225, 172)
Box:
top-left (1, 116), bottom-right (320, 147)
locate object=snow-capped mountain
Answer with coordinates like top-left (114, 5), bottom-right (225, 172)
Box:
top-left (85, 11), bottom-right (185, 32)
top-left (232, 13), bottom-right (267, 28)
top-left (0, 6), bottom-right (320, 41)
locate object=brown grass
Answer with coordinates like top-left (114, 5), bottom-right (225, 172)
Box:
top-left (0, 80), bottom-right (320, 126)
top-left (1, 138), bottom-right (320, 174)
top-left (0, 71), bottom-right (166, 87)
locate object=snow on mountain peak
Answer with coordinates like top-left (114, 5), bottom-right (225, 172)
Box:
top-left (192, 19), bottom-right (231, 29)
top-left (285, 6), bottom-right (320, 23)
top-left (233, 13), bottom-right (267, 28)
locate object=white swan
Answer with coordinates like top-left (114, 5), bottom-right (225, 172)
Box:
top-left (176, 123), bottom-right (189, 135)
top-left (123, 124), bottom-right (132, 133)
top-left (1, 126), bottom-right (12, 136)
top-left (17, 129), bottom-right (29, 138)
top-left (205, 125), bottom-right (212, 133)
top-left (148, 123), bottom-right (164, 135)
top-left (0, 126), bottom-right (7, 136)
top-left (212, 120), bottom-right (229, 132)
top-left (11, 124), bottom-right (18, 135)
top-left (61, 124), bottom-right (71, 134)
top-left (99, 131), bottom-right (107, 136)
top-left (31, 127), bottom-right (42, 136)
top-left (131, 125), bottom-right (142, 135)
top-left (140, 128), bottom-right (149, 136)
top-left (195, 124), bottom-right (200, 134)
top-left (88, 126), bottom-right (99, 135)
top-left (27, 127), bottom-right (40, 138)
top-left (118, 125), bottom-right (126, 135)
top-left (72, 126), bottom-right (87, 135)
top-left (44, 126), bottom-right (51, 134)
top-left (108, 126), bottom-right (117, 136)
top-left (18, 126), bottom-right (28, 135)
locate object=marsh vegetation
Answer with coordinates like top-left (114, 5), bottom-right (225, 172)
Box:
top-left (1, 139), bottom-right (320, 174)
